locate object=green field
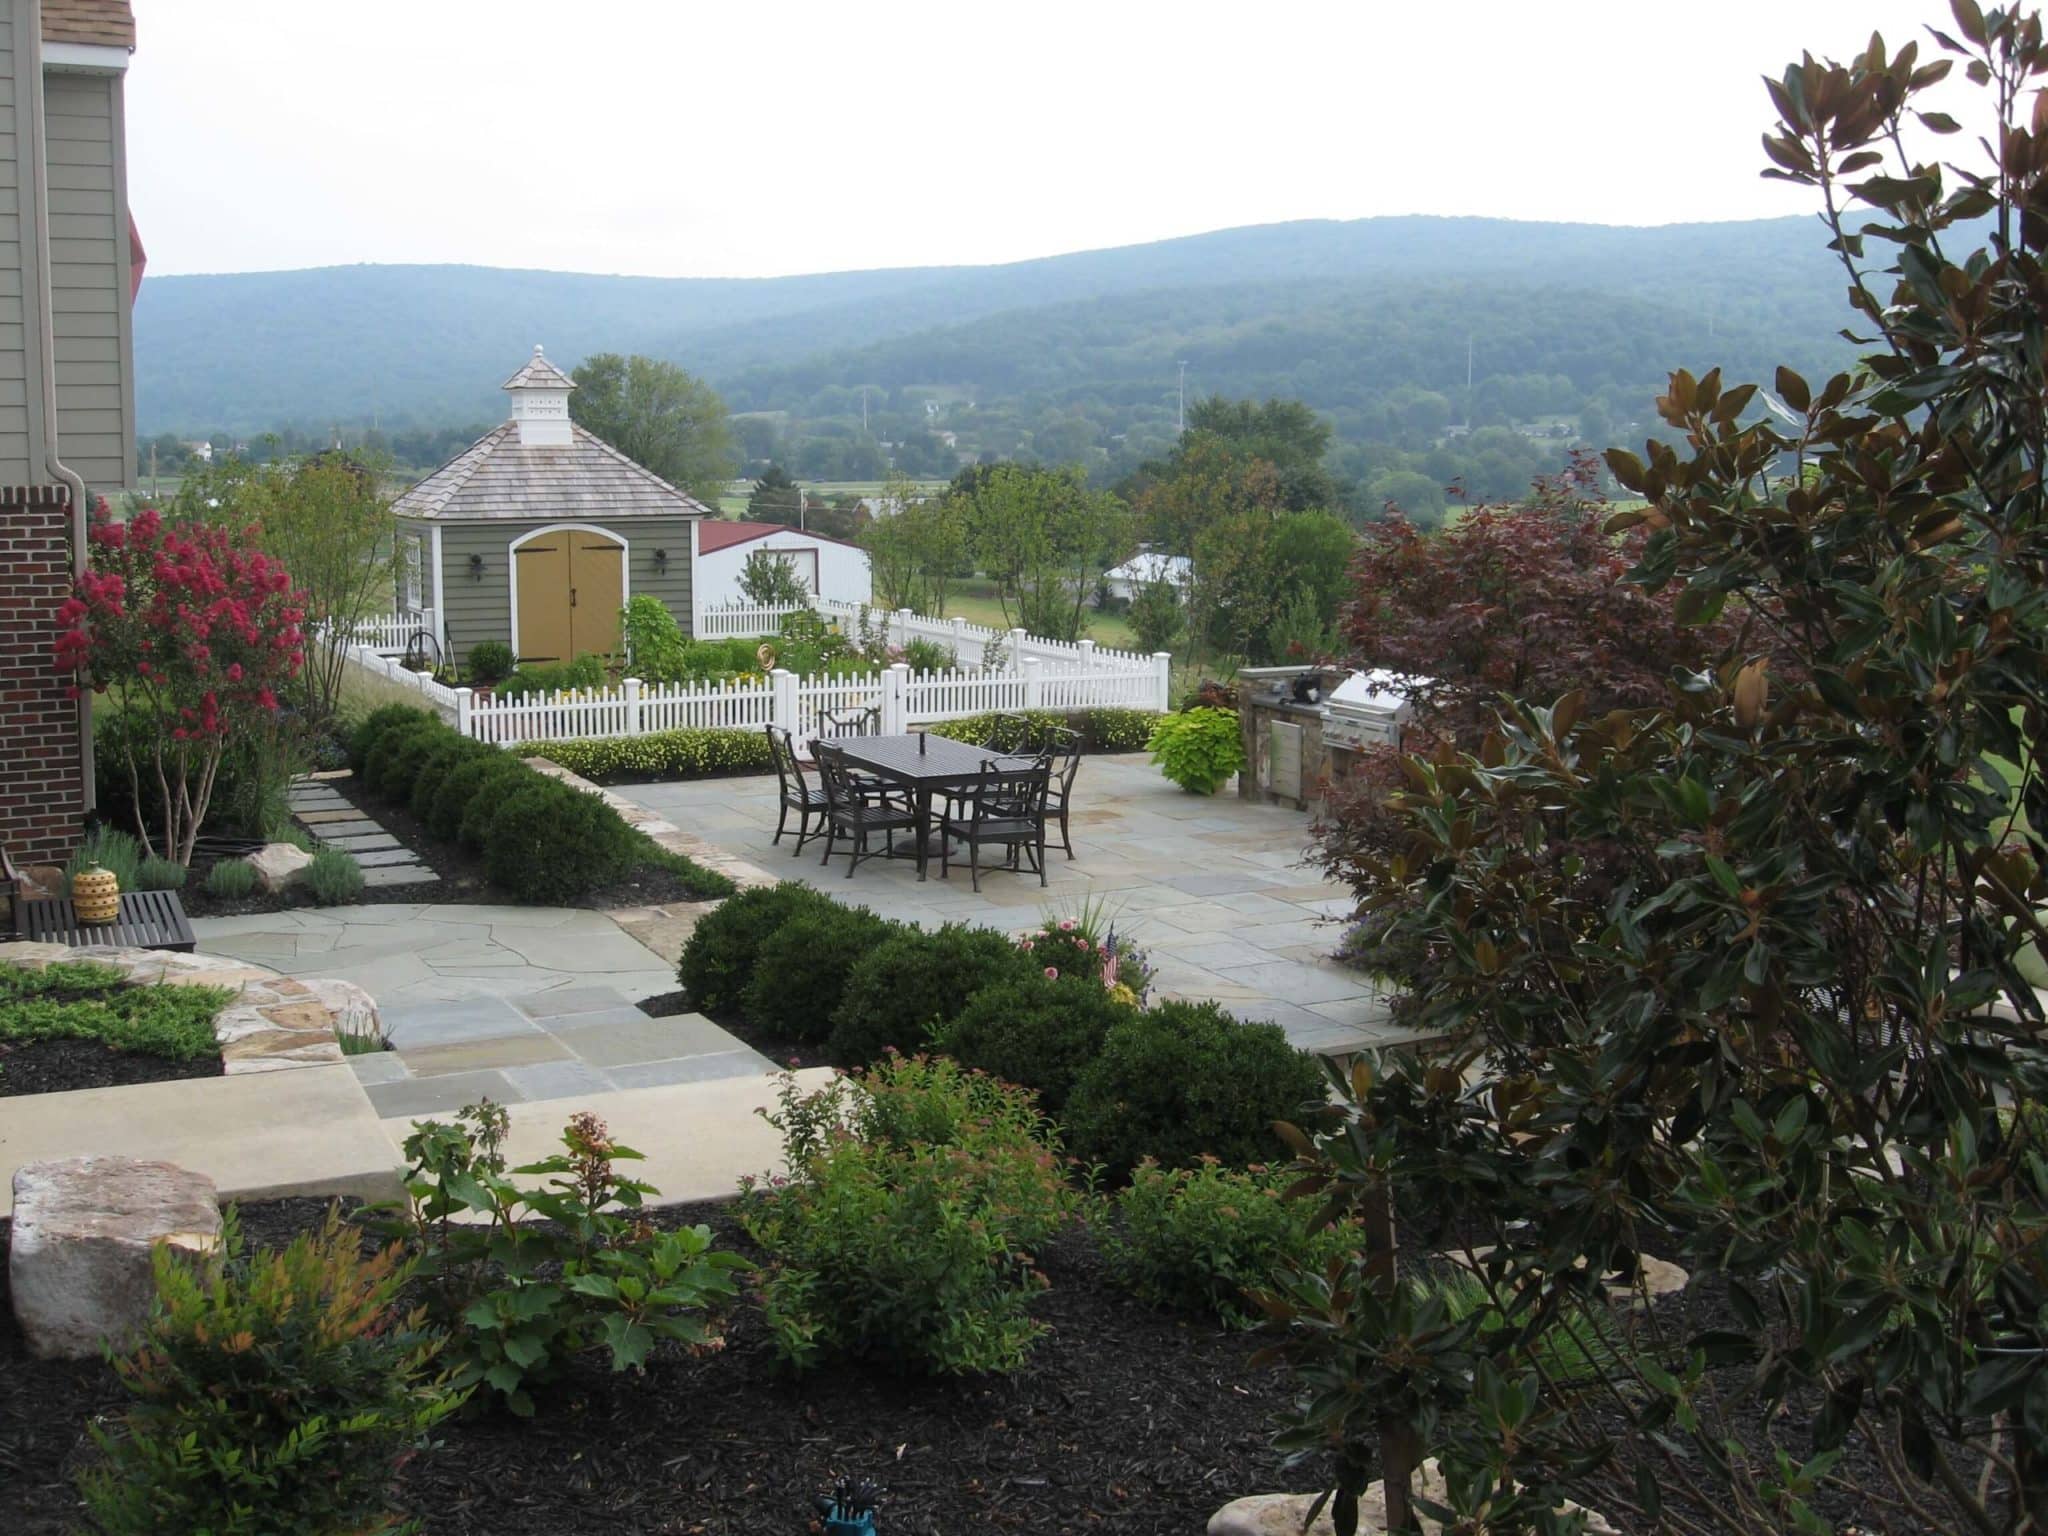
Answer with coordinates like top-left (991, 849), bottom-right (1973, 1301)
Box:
top-left (715, 479), bottom-right (946, 519)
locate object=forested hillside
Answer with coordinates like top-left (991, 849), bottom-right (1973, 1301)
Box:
top-left (136, 213), bottom-right (1855, 494)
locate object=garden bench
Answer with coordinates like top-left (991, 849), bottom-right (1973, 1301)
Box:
top-left (16, 890), bottom-right (197, 954)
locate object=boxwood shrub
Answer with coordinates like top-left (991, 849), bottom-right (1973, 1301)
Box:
top-left (1064, 1000), bottom-right (1327, 1175)
top-left (408, 734), bottom-right (486, 820)
top-left (828, 923), bottom-right (1038, 1067)
top-left (676, 882), bottom-right (839, 1014)
top-left (480, 779), bottom-right (639, 904)
top-left (427, 753), bottom-right (525, 844)
top-left (363, 716), bottom-right (443, 801)
top-left (935, 970), bottom-right (1133, 1114)
top-left (523, 728), bottom-right (773, 783)
top-left (348, 705), bottom-right (435, 775)
top-left (741, 902), bottom-right (899, 1043)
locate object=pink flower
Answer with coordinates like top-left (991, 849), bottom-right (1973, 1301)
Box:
top-left (1044, 966), bottom-right (1059, 980)
top-left (1058, 918), bottom-right (1076, 931)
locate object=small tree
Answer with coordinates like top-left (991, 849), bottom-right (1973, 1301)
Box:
top-left (570, 353), bottom-right (737, 503)
top-left (1127, 577), bottom-right (1186, 655)
top-left (1273, 14), bottom-right (2048, 1534)
top-left (861, 474), bottom-right (966, 615)
top-left (56, 505), bottom-right (304, 864)
top-left (737, 547), bottom-right (811, 607)
top-left (960, 462), bottom-right (1131, 642)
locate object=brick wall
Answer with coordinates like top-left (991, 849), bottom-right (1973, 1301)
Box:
top-left (0, 493), bottom-right (84, 864)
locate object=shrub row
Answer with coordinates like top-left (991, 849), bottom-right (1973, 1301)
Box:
top-left (347, 706), bottom-right (735, 905)
top-left (927, 706), bottom-right (1159, 754)
top-left (676, 882), bottom-right (1325, 1177)
top-left (512, 708), bottom-right (1161, 787)
top-left (521, 727), bottom-right (775, 783)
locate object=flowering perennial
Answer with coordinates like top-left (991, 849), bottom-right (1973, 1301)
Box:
top-left (55, 502), bottom-right (304, 863)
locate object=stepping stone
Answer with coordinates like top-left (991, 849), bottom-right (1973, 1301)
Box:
top-left (310, 819), bottom-right (383, 840)
top-left (351, 847), bottom-right (420, 868)
top-left (361, 864), bottom-right (438, 888)
top-left (325, 832), bottom-right (401, 853)
top-left (295, 808), bottom-right (364, 825)
top-left (10, 1157), bottom-right (222, 1360)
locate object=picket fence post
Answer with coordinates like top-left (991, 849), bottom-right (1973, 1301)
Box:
top-left (1078, 638), bottom-right (1095, 667)
top-left (1153, 651), bottom-right (1173, 713)
top-left (1021, 655), bottom-right (1043, 711)
top-left (623, 677), bottom-right (643, 737)
top-left (883, 663), bottom-right (909, 734)
top-left (895, 607), bottom-right (914, 648)
top-left (1007, 628), bottom-right (1028, 674)
top-left (455, 687), bottom-right (474, 739)
top-left (950, 615), bottom-right (968, 658)
top-left (771, 668), bottom-right (797, 733)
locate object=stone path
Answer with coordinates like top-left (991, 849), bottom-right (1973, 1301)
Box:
top-left (611, 753), bottom-right (1419, 1056)
top-left (286, 773), bottom-right (438, 889)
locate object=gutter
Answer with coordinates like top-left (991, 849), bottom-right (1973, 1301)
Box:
top-left (25, 23), bottom-right (94, 812)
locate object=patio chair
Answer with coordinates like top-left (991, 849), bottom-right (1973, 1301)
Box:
top-left (765, 724), bottom-right (829, 856)
top-left (814, 741), bottom-right (919, 878)
top-left (1042, 727), bottom-right (1083, 858)
top-left (817, 704), bottom-right (881, 739)
top-left (940, 756), bottom-right (1053, 892)
top-left (983, 712), bottom-right (1037, 755)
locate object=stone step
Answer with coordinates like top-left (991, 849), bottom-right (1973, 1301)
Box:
top-left (360, 863), bottom-right (438, 888)
top-left (351, 847), bottom-right (420, 869)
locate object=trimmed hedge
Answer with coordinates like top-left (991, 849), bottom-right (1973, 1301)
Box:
top-left (345, 705), bottom-right (732, 905)
top-left (936, 971), bottom-right (1134, 1115)
top-left (1064, 1001), bottom-right (1327, 1176)
top-left (676, 882), bottom-right (840, 1014)
top-left (741, 903), bottom-right (898, 1043)
top-left (527, 728), bottom-right (774, 783)
top-left (927, 707), bottom-right (1160, 754)
top-left (827, 923), bottom-right (1039, 1067)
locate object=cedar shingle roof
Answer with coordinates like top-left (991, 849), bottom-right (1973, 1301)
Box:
top-left (42, 0), bottom-right (135, 49)
top-left (390, 422), bottom-right (714, 523)
top-left (502, 346), bottom-right (577, 392)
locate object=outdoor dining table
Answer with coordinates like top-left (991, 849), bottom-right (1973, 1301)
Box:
top-left (829, 732), bottom-right (1038, 882)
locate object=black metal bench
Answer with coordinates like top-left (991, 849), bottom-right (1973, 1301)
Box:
top-left (17, 890), bottom-right (197, 953)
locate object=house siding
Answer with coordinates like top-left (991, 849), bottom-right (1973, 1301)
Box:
top-left (434, 516), bottom-right (699, 665)
top-left (0, 6), bottom-right (40, 487)
top-left (43, 64), bottom-right (128, 492)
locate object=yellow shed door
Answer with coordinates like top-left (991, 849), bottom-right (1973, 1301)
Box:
top-left (514, 537), bottom-right (572, 663)
top-left (569, 532), bottom-right (623, 658)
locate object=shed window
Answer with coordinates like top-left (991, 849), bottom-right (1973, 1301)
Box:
top-left (403, 536), bottom-right (424, 611)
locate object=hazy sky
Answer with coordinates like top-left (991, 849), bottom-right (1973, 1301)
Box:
top-left (128, 0), bottom-right (1953, 280)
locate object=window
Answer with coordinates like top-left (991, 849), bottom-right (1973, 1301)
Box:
top-left (403, 536), bottom-right (424, 612)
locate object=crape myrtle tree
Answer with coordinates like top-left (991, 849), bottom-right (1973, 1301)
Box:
top-left (1266, 11), bottom-right (2048, 1536)
top-left (56, 504), bottom-right (305, 864)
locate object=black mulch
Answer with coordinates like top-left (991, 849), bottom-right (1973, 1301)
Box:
top-left (2, 1197), bottom-right (1308, 1536)
top-left (181, 771), bottom-right (723, 919)
top-left (0, 1038), bottom-right (221, 1097)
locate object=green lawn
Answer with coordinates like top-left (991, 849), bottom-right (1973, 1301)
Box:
top-left (939, 577), bottom-right (1141, 652)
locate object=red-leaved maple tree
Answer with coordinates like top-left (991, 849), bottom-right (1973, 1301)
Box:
top-left (55, 502), bottom-right (304, 864)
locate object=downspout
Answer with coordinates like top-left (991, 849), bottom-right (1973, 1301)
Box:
top-left (25, 34), bottom-right (94, 813)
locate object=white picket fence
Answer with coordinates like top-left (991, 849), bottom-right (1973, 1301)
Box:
top-left (455, 653), bottom-right (1172, 747)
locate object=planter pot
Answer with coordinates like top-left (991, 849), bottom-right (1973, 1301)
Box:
top-left (71, 865), bottom-right (120, 924)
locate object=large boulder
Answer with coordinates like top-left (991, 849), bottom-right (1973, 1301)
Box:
top-left (1209, 1463), bottom-right (1617, 1535)
top-left (9, 1156), bottom-right (221, 1360)
top-left (247, 841), bottom-right (314, 894)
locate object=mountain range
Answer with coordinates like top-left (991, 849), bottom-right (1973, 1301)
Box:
top-left (133, 214), bottom-right (1857, 447)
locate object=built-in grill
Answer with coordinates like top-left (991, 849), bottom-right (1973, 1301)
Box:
top-left (1236, 666), bottom-right (1417, 812)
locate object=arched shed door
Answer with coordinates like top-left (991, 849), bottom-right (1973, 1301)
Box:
top-left (512, 525), bottom-right (625, 663)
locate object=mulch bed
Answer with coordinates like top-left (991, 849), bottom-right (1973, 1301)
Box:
top-left (2, 1196), bottom-right (1309, 1536)
top-left (181, 771), bottom-right (721, 919)
top-left (0, 1038), bottom-right (221, 1097)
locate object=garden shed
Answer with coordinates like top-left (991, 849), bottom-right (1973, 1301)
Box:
top-left (389, 346), bottom-right (712, 668)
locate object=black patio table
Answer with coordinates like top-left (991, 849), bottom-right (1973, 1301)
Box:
top-left (830, 733), bottom-right (1036, 881)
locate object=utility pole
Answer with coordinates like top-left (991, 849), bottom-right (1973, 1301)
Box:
top-left (1177, 360), bottom-right (1188, 435)
top-left (1465, 335), bottom-right (1475, 429)
top-left (862, 386), bottom-right (868, 435)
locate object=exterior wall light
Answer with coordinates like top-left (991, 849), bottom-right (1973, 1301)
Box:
top-left (468, 553), bottom-right (485, 581)
top-left (652, 547), bottom-right (670, 574)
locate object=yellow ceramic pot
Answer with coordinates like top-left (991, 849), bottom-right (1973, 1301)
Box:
top-left (71, 864), bottom-right (120, 924)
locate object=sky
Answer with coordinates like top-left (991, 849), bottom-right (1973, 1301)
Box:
top-left (128, 0), bottom-right (1956, 281)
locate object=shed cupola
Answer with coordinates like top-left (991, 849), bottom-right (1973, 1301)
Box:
top-left (502, 344), bottom-right (576, 447)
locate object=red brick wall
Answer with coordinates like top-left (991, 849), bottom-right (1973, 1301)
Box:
top-left (0, 493), bottom-right (85, 864)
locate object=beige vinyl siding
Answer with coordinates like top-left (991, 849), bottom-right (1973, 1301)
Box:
top-left (0, 6), bottom-right (33, 483)
top-left (434, 516), bottom-right (700, 664)
top-left (44, 67), bottom-right (129, 492)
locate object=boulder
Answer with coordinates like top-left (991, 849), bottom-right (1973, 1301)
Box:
top-left (9, 1156), bottom-right (221, 1360)
top-left (247, 841), bottom-right (314, 894)
top-left (1209, 1463), bottom-right (1616, 1536)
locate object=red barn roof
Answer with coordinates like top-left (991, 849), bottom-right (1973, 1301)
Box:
top-left (698, 520), bottom-right (861, 553)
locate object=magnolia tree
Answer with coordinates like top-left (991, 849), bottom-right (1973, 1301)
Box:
top-left (56, 504), bottom-right (304, 864)
top-left (1271, 12), bottom-right (2048, 1535)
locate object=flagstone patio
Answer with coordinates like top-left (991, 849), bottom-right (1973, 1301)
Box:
top-left (613, 753), bottom-right (1408, 1054)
